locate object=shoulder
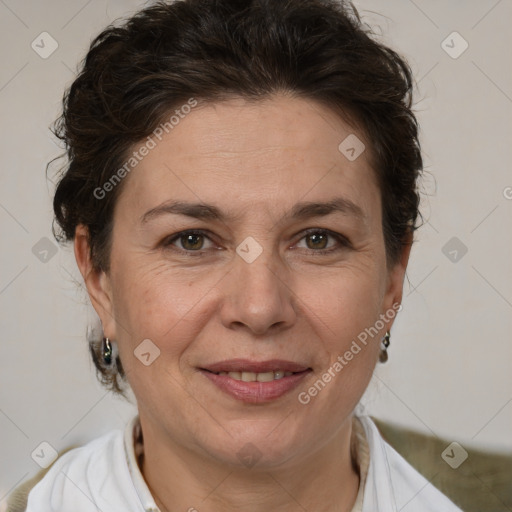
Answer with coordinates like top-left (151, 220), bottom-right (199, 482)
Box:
top-left (357, 415), bottom-right (463, 512)
top-left (19, 427), bottom-right (139, 512)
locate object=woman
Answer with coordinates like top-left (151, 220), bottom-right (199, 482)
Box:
top-left (20, 0), bottom-right (462, 510)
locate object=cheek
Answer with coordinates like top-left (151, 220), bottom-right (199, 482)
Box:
top-left (298, 263), bottom-right (384, 338)
top-left (110, 258), bottom-right (219, 349)
top-left (293, 262), bottom-right (386, 407)
top-left (108, 263), bottom-right (214, 402)
top-left (296, 274), bottom-right (383, 404)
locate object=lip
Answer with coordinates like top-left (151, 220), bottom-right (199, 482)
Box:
top-left (199, 359), bottom-right (312, 404)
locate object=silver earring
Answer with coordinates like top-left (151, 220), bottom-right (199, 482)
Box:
top-left (379, 331), bottom-right (390, 363)
top-left (102, 337), bottom-right (113, 365)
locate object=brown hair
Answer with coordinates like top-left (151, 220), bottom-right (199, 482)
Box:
top-left (51, 0), bottom-right (423, 394)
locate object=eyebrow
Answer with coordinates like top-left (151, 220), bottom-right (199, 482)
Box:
top-left (140, 197), bottom-right (366, 225)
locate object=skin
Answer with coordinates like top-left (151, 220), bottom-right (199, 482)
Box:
top-left (75, 93), bottom-right (411, 512)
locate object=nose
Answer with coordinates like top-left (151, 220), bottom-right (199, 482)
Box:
top-left (219, 248), bottom-right (297, 336)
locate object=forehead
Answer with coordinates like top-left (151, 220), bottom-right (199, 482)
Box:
top-left (114, 94), bottom-right (380, 226)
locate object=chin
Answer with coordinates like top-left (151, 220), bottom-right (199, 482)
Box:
top-left (197, 420), bottom-right (310, 470)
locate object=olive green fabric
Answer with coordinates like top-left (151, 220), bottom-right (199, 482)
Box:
top-left (7, 421), bottom-right (512, 511)
top-left (6, 446), bottom-right (77, 512)
top-left (6, 468), bottom-right (48, 512)
top-left (372, 417), bottom-right (512, 512)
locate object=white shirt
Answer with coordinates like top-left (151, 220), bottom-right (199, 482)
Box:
top-left (24, 414), bottom-right (462, 512)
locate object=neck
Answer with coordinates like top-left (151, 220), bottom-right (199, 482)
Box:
top-left (138, 416), bottom-right (360, 512)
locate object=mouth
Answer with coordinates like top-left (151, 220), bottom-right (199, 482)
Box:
top-left (199, 359), bottom-right (312, 403)
top-left (204, 369), bottom-right (298, 382)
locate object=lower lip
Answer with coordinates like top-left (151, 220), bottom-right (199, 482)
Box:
top-left (200, 370), bottom-right (311, 403)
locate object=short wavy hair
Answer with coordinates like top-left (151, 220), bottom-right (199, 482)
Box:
top-left (51, 0), bottom-right (423, 394)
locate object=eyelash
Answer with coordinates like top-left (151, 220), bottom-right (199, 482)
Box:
top-left (161, 228), bottom-right (351, 256)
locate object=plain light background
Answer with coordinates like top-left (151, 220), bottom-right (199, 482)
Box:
top-left (1, 0), bottom-right (511, 505)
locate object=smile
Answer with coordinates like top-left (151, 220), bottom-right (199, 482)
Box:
top-left (211, 370), bottom-right (295, 382)
top-left (199, 359), bottom-right (312, 403)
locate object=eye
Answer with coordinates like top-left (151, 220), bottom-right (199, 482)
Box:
top-left (163, 230), bottom-right (215, 252)
top-left (295, 229), bottom-right (350, 253)
top-left (162, 228), bottom-right (350, 255)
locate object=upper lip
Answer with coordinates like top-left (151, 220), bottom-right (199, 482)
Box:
top-left (201, 359), bottom-right (311, 373)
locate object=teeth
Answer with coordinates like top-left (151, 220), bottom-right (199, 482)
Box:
top-left (242, 372), bottom-right (256, 382)
top-left (254, 371), bottom-right (274, 382)
top-left (216, 370), bottom-right (295, 381)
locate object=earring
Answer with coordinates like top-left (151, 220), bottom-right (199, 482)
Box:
top-left (379, 331), bottom-right (390, 363)
top-left (102, 337), bottom-right (113, 365)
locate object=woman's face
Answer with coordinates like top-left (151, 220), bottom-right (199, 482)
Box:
top-left (78, 94), bottom-right (409, 468)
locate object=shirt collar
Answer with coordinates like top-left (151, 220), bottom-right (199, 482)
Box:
top-left (350, 415), bottom-right (370, 512)
top-left (123, 414), bottom-right (161, 512)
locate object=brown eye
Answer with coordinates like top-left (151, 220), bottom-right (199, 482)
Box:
top-left (305, 232), bottom-right (329, 250)
top-left (295, 229), bottom-right (351, 253)
top-left (180, 233), bottom-right (204, 250)
top-left (163, 230), bottom-right (215, 253)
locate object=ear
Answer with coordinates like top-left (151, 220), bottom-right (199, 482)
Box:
top-left (381, 230), bottom-right (413, 325)
top-left (74, 225), bottom-right (117, 340)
